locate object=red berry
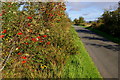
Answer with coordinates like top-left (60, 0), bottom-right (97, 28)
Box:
top-left (16, 47), bottom-right (20, 49)
top-left (25, 42), bottom-right (29, 45)
top-left (36, 36), bottom-right (41, 39)
top-left (24, 37), bottom-right (29, 39)
top-left (8, 5), bottom-right (12, 7)
top-left (0, 35), bottom-right (5, 38)
top-left (17, 32), bottom-right (22, 35)
top-left (32, 38), bottom-right (37, 42)
top-left (57, 20), bottom-right (60, 21)
top-left (0, 13), bottom-right (2, 16)
top-left (22, 61), bottom-right (26, 63)
top-left (2, 10), bottom-right (5, 14)
top-left (50, 14), bottom-right (54, 17)
top-left (46, 42), bottom-right (50, 45)
top-left (40, 41), bottom-right (43, 42)
top-left (27, 17), bottom-right (32, 19)
top-left (21, 56), bottom-right (27, 59)
top-left (27, 23), bottom-right (31, 26)
top-left (1, 30), bottom-right (7, 33)
top-left (18, 53), bottom-right (22, 55)
top-left (43, 35), bottom-right (47, 37)
top-left (64, 8), bottom-right (66, 10)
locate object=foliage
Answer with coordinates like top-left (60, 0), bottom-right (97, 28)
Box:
top-left (0, 2), bottom-right (79, 78)
top-left (73, 17), bottom-right (85, 25)
top-left (78, 17), bottom-right (85, 23)
top-left (73, 18), bottom-right (79, 25)
top-left (91, 2), bottom-right (120, 38)
top-left (86, 27), bottom-right (120, 44)
top-left (62, 27), bottom-right (102, 78)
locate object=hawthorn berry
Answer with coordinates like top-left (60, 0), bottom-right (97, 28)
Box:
top-left (50, 14), bottom-right (54, 17)
top-left (21, 56), bottom-right (27, 59)
top-left (32, 38), bottom-right (37, 42)
top-left (27, 17), bottom-right (32, 19)
top-left (43, 35), bottom-right (47, 38)
top-left (24, 42), bottom-right (29, 45)
top-left (36, 36), bottom-right (41, 39)
top-left (24, 37), bottom-right (29, 39)
top-left (16, 47), bottom-right (20, 50)
top-left (8, 5), bottom-right (12, 7)
top-left (18, 53), bottom-right (21, 55)
top-left (2, 10), bottom-right (5, 14)
top-left (0, 13), bottom-right (2, 16)
top-left (0, 35), bottom-right (5, 38)
top-left (40, 41), bottom-right (43, 42)
top-left (27, 23), bottom-right (31, 26)
top-left (46, 42), bottom-right (50, 45)
top-left (17, 32), bottom-right (22, 35)
top-left (1, 30), bottom-right (7, 33)
top-left (22, 61), bottom-right (26, 64)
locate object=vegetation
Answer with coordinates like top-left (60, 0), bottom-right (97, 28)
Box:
top-left (73, 17), bottom-right (85, 26)
top-left (90, 2), bottom-right (120, 39)
top-left (1, 2), bottom-right (79, 78)
top-left (0, 2), bottom-right (102, 78)
top-left (85, 27), bottom-right (120, 44)
top-left (62, 27), bottom-right (102, 78)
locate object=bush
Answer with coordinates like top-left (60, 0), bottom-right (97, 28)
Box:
top-left (91, 5), bottom-right (120, 38)
top-left (1, 2), bottom-right (79, 78)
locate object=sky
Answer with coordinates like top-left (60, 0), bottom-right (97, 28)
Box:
top-left (65, 2), bottom-right (118, 21)
top-left (18, 1), bottom-right (119, 21)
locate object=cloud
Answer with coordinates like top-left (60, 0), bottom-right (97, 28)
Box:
top-left (66, 2), bottom-right (118, 11)
top-left (82, 13), bottom-right (89, 15)
top-left (66, 2), bottom-right (91, 11)
top-left (66, 2), bottom-right (118, 21)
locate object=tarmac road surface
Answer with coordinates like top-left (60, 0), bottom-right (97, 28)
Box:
top-left (74, 25), bottom-right (119, 78)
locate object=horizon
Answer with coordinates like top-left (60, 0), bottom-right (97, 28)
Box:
top-left (65, 2), bottom-right (118, 21)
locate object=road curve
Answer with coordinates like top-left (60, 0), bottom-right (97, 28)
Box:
top-left (74, 25), bottom-right (119, 78)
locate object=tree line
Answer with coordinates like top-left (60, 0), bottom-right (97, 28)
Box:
top-left (73, 2), bottom-right (120, 38)
top-left (73, 17), bottom-right (85, 25)
top-left (91, 2), bottom-right (120, 38)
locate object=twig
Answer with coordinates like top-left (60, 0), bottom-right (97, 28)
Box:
top-left (0, 44), bottom-right (15, 72)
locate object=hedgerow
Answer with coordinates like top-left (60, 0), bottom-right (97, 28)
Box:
top-left (0, 2), bottom-right (79, 78)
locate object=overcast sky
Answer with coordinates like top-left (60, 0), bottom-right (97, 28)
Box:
top-left (65, 2), bottom-right (118, 21)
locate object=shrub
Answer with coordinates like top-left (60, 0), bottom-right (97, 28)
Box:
top-left (1, 2), bottom-right (79, 78)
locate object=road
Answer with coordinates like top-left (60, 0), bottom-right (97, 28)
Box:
top-left (74, 25), bottom-right (119, 78)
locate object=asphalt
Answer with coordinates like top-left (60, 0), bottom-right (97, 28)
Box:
top-left (74, 25), bottom-right (119, 78)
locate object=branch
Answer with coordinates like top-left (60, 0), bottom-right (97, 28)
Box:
top-left (0, 44), bottom-right (15, 72)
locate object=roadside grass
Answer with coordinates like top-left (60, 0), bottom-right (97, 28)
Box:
top-left (79, 25), bottom-right (88, 28)
top-left (74, 24), bottom-right (88, 28)
top-left (62, 27), bottom-right (102, 78)
top-left (85, 26), bottom-right (120, 44)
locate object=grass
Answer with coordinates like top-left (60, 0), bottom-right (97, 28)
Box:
top-left (62, 26), bottom-right (102, 78)
top-left (85, 26), bottom-right (120, 44)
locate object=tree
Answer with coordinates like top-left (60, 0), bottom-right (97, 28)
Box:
top-left (73, 17), bottom-right (85, 25)
top-left (78, 17), bottom-right (85, 23)
top-left (73, 18), bottom-right (79, 25)
top-left (91, 1), bottom-right (120, 37)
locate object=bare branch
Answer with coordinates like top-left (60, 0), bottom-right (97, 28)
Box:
top-left (0, 43), bottom-right (15, 72)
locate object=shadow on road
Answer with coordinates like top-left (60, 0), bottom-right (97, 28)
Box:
top-left (75, 26), bottom-right (120, 52)
top-left (85, 42), bottom-right (120, 52)
top-left (82, 36), bottom-right (110, 42)
top-left (76, 29), bottom-right (96, 35)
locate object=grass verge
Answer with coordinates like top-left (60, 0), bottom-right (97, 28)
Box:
top-left (85, 27), bottom-right (120, 44)
top-left (62, 26), bottom-right (102, 78)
